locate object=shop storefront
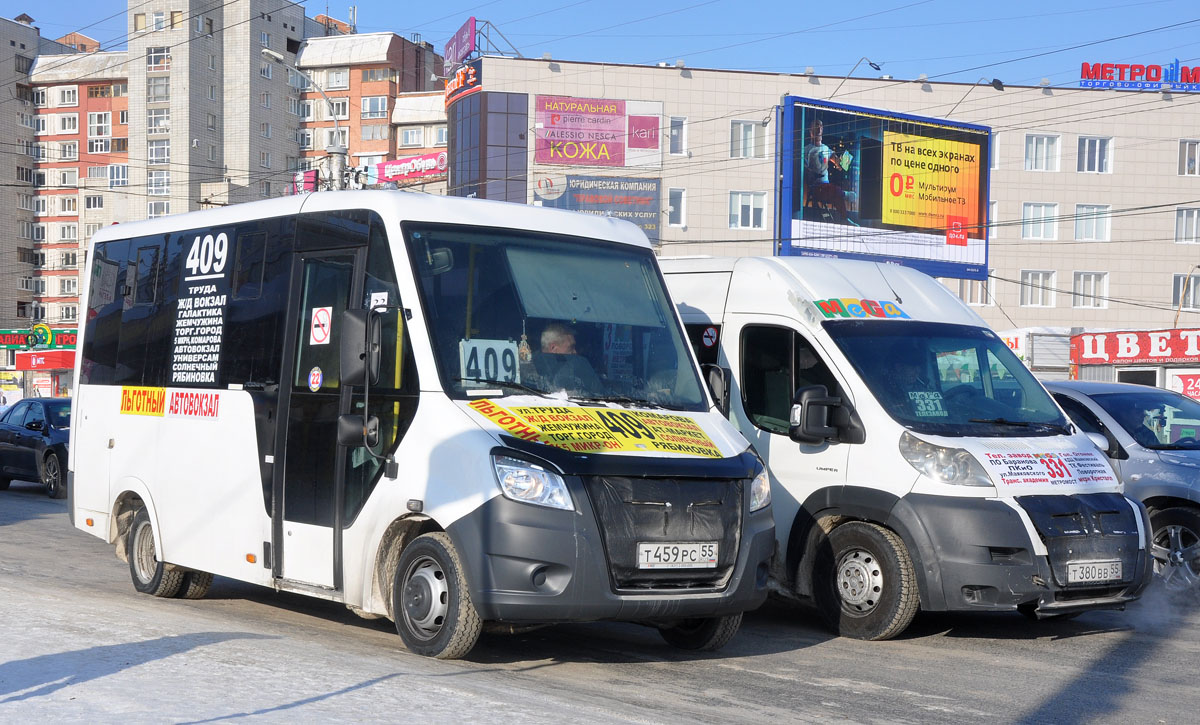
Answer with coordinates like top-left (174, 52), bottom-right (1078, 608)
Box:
top-left (1070, 328), bottom-right (1200, 397)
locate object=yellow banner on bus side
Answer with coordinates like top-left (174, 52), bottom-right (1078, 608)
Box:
top-left (120, 386), bottom-right (166, 416)
top-left (466, 399), bottom-right (722, 458)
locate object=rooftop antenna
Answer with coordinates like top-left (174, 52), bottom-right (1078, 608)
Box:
top-left (349, 5), bottom-right (357, 33)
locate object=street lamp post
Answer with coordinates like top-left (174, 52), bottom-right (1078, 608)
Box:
top-left (262, 47), bottom-right (346, 190)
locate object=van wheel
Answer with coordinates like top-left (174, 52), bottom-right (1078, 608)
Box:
top-left (658, 613), bottom-right (742, 651)
top-left (1149, 507), bottom-right (1200, 591)
top-left (126, 508), bottom-right (184, 597)
top-left (43, 452), bottom-right (65, 499)
top-left (814, 521), bottom-right (919, 640)
top-left (392, 532), bottom-right (481, 659)
top-left (176, 570), bottom-right (214, 599)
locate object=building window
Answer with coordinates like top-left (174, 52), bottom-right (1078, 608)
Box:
top-left (326, 68), bottom-right (349, 89)
top-left (990, 132), bottom-right (998, 170)
top-left (148, 139), bottom-right (170, 165)
top-left (147, 201), bottom-right (170, 218)
top-left (401, 127), bottom-right (424, 147)
top-left (361, 124), bottom-right (388, 141)
top-left (59, 224), bottom-right (77, 241)
top-left (19, 276), bottom-right (32, 291)
top-left (62, 251), bottom-right (78, 267)
top-left (328, 98), bottom-right (348, 119)
top-left (324, 128), bottom-right (348, 148)
top-left (32, 88), bottom-right (46, 107)
top-left (1077, 136), bottom-right (1111, 173)
top-left (361, 96), bottom-right (387, 119)
top-left (1181, 140), bottom-right (1200, 176)
top-left (147, 76), bottom-right (170, 103)
top-left (34, 116), bottom-right (46, 135)
top-left (435, 125), bottom-right (448, 145)
top-left (260, 122), bottom-right (272, 139)
top-left (61, 305), bottom-right (78, 321)
top-left (958, 274), bottom-right (993, 306)
top-left (148, 170), bottom-right (170, 195)
top-left (148, 108), bottom-right (170, 135)
top-left (208, 54), bottom-right (216, 70)
top-left (1074, 204), bottom-right (1111, 241)
top-left (1174, 272), bottom-right (1200, 310)
top-left (1173, 208), bottom-right (1200, 247)
top-left (61, 197), bottom-right (77, 214)
top-left (33, 197), bottom-right (47, 215)
top-left (146, 46), bottom-right (170, 70)
top-left (87, 137), bottom-right (109, 154)
top-left (87, 84), bottom-right (112, 99)
top-left (730, 120), bottom-right (765, 159)
top-left (362, 68), bottom-right (393, 82)
top-left (59, 142), bottom-right (78, 160)
top-left (112, 138), bottom-right (128, 152)
top-left (59, 87), bottom-right (78, 106)
top-left (86, 166), bottom-right (107, 179)
top-left (297, 129), bottom-right (312, 150)
top-left (206, 113), bottom-right (217, 131)
top-left (15, 54), bottom-right (33, 74)
top-left (85, 195), bottom-right (103, 209)
top-left (729, 191), bottom-right (766, 229)
top-left (31, 304), bottom-right (46, 322)
top-left (108, 164), bottom-right (128, 187)
top-left (18, 167), bottom-right (33, 183)
top-left (259, 62), bottom-right (272, 79)
top-left (59, 114), bottom-right (78, 133)
top-left (208, 144), bottom-right (217, 161)
top-left (298, 100), bottom-right (312, 120)
top-left (1024, 134), bottom-right (1059, 171)
top-left (260, 92), bottom-right (271, 109)
top-left (1021, 202), bottom-right (1057, 240)
top-left (32, 225), bottom-right (45, 242)
top-left (260, 31), bottom-right (270, 47)
top-left (18, 194), bottom-right (33, 211)
top-left (119, 109), bottom-right (128, 124)
top-left (260, 151), bottom-right (271, 169)
top-left (669, 117), bottom-right (687, 155)
top-left (88, 111), bottom-right (111, 138)
top-left (989, 201), bottom-right (998, 238)
top-left (84, 224), bottom-right (101, 238)
top-left (1072, 272), bottom-right (1108, 309)
top-left (58, 168), bottom-right (78, 187)
top-left (261, 180), bottom-right (271, 196)
top-left (668, 188), bottom-right (686, 227)
top-left (112, 83), bottom-right (127, 97)
top-left (209, 85), bottom-right (217, 100)
top-left (1020, 270), bottom-right (1056, 307)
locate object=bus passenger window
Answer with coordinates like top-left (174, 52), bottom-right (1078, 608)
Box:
top-left (232, 232), bottom-right (267, 300)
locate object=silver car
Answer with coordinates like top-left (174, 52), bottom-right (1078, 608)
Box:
top-left (1046, 381), bottom-right (1200, 590)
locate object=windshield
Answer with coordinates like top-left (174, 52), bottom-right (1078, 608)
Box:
top-left (408, 223), bottom-right (705, 411)
top-left (1088, 390), bottom-right (1200, 450)
top-left (827, 320), bottom-right (1068, 436)
top-left (45, 402), bottom-right (70, 429)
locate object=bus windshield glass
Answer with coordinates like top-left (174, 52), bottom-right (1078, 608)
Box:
top-left (826, 320), bottom-right (1069, 437)
top-left (408, 223), bottom-right (705, 411)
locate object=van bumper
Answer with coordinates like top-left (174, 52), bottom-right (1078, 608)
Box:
top-left (892, 492), bottom-right (1152, 614)
top-left (446, 490), bottom-right (774, 623)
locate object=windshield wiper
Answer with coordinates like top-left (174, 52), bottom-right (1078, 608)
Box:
top-left (968, 418), bottom-right (1072, 435)
top-left (453, 376), bottom-right (553, 399)
top-left (568, 393), bottom-right (666, 410)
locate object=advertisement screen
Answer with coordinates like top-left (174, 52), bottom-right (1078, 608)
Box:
top-left (778, 97), bottom-right (991, 280)
top-left (533, 95), bottom-right (662, 168)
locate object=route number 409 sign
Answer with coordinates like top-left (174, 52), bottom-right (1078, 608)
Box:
top-left (459, 338), bottom-right (520, 385)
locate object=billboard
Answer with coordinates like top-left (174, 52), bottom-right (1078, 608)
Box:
top-left (377, 151), bottom-right (448, 183)
top-left (533, 95), bottom-right (662, 168)
top-left (443, 17), bottom-right (476, 73)
top-left (777, 96), bottom-right (991, 280)
top-left (534, 175), bottom-right (661, 235)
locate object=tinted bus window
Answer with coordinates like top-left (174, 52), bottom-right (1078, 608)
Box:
top-left (81, 239), bottom-right (131, 385)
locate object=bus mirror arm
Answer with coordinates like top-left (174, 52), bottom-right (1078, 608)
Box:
top-left (788, 385), bottom-right (865, 445)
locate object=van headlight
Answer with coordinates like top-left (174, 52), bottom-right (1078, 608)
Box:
top-left (749, 469), bottom-right (772, 511)
top-left (492, 454), bottom-right (574, 510)
top-left (898, 431), bottom-right (992, 487)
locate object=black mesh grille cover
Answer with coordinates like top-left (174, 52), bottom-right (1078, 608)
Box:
top-left (582, 476), bottom-right (743, 591)
top-left (1017, 493), bottom-right (1141, 588)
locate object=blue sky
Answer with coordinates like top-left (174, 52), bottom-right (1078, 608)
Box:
top-left (16, 0), bottom-right (1200, 88)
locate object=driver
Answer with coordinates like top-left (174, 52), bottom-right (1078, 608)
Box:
top-left (534, 322), bottom-right (603, 394)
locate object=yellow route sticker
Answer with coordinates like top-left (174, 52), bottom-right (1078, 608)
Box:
top-left (119, 386), bottom-right (166, 416)
top-left (467, 399), bottom-right (722, 458)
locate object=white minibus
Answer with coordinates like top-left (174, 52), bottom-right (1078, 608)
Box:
top-left (662, 255), bottom-right (1151, 640)
top-left (70, 192), bottom-right (774, 658)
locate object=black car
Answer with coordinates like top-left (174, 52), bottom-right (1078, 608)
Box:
top-left (0, 397), bottom-right (70, 499)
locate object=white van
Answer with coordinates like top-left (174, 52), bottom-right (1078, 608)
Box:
top-left (661, 255), bottom-right (1151, 640)
top-left (69, 193), bottom-right (774, 659)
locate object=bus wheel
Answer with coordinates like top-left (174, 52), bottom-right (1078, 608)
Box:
top-left (658, 613), bottom-right (742, 651)
top-left (814, 521), bottom-right (918, 641)
top-left (392, 532), bottom-right (481, 659)
top-left (126, 508), bottom-right (184, 598)
top-left (43, 452), bottom-right (65, 499)
top-left (176, 570), bottom-right (214, 599)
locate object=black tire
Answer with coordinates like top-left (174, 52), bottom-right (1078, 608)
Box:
top-left (1149, 507), bottom-right (1200, 591)
top-left (126, 508), bottom-right (184, 597)
top-left (392, 532), bottom-right (481, 659)
top-left (658, 613), bottom-right (743, 651)
top-left (176, 570), bottom-right (214, 599)
top-left (813, 521), bottom-right (919, 641)
top-left (42, 452), bottom-right (65, 499)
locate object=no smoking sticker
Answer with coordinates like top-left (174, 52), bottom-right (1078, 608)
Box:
top-left (702, 326), bottom-right (719, 348)
top-left (309, 306), bottom-right (332, 345)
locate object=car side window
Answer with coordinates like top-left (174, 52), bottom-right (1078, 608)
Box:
top-left (4, 401), bottom-right (30, 426)
top-left (1054, 394), bottom-right (1104, 435)
top-left (22, 403), bottom-right (45, 428)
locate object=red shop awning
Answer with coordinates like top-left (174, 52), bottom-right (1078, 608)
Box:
top-left (15, 350), bottom-right (75, 371)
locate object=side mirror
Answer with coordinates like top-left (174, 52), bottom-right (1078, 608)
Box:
top-left (701, 364), bottom-right (732, 418)
top-left (789, 385), bottom-right (838, 444)
top-left (337, 414), bottom-right (379, 448)
top-left (25, 420), bottom-right (44, 432)
top-left (340, 308), bottom-right (380, 386)
top-left (1085, 431), bottom-right (1109, 453)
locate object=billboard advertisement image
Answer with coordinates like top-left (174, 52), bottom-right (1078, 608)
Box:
top-left (777, 96), bottom-right (991, 280)
top-left (534, 175), bottom-right (661, 235)
top-left (534, 95), bottom-right (662, 168)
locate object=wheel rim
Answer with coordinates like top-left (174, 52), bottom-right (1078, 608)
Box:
top-left (1151, 524), bottom-right (1200, 591)
top-left (133, 520), bottom-right (158, 584)
top-left (836, 548), bottom-right (883, 615)
top-left (43, 456), bottom-right (60, 494)
top-left (401, 555), bottom-right (449, 641)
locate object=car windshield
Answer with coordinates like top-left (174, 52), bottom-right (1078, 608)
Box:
top-left (1088, 390), bottom-right (1200, 450)
top-left (408, 223), bottom-right (705, 411)
top-left (45, 401), bottom-right (71, 428)
top-left (826, 320), bottom-right (1068, 436)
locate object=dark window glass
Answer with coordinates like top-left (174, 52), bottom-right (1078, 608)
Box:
top-left (220, 216), bottom-right (294, 387)
top-left (134, 245), bottom-right (160, 305)
top-left (1054, 395), bottom-right (1104, 435)
top-left (740, 325), bottom-right (839, 435)
top-left (3, 401), bottom-right (30, 425)
top-left (81, 239), bottom-right (131, 384)
top-left (232, 231), bottom-right (267, 300)
top-left (22, 402), bottom-right (45, 428)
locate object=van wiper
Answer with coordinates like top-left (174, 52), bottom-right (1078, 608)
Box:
top-left (453, 376), bottom-right (553, 399)
top-left (568, 394), bottom-right (666, 410)
top-left (969, 418), bottom-right (1072, 435)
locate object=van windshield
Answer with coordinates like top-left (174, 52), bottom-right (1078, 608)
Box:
top-left (826, 320), bottom-right (1068, 437)
top-left (408, 223), bottom-right (705, 411)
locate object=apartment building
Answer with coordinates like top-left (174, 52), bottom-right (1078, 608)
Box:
top-left (378, 91), bottom-right (448, 192)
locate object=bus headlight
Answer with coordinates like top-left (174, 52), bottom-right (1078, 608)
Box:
top-left (492, 455), bottom-right (574, 510)
top-left (898, 431), bottom-right (992, 487)
top-left (749, 469), bottom-right (772, 511)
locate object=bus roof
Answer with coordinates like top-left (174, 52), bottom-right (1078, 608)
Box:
top-left (87, 190), bottom-right (653, 250)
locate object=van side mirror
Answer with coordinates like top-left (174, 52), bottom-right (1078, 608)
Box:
top-left (337, 414), bottom-right (379, 448)
top-left (789, 385), bottom-right (866, 445)
top-left (340, 308), bottom-right (380, 386)
top-left (701, 363), bottom-right (732, 418)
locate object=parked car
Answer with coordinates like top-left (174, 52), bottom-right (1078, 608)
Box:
top-left (0, 397), bottom-right (70, 499)
top-left (1046, 381), bottom-right (1200, 590)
